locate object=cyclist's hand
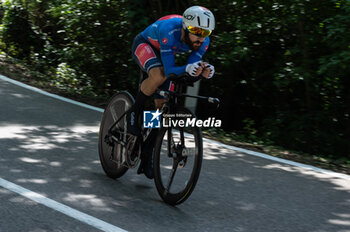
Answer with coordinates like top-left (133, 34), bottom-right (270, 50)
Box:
top-left (202, 63), bottom-right (215, 79)
top-left (186, 62), bottom-right (203, 77)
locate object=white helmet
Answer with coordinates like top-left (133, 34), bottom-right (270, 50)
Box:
top-left (183, 6), bottom-right (215, 32)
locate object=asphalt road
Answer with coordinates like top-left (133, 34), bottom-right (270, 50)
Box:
top-left (0, 75), bottom-right (350, 232)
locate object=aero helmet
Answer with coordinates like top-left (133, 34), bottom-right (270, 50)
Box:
top-left (183, 6), bottom-right (215, 37)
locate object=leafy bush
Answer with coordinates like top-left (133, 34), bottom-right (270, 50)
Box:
top-left (0, 2), bottom-right (42, 60)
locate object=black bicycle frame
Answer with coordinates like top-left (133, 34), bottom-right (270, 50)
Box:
top-left (107, 73), bottom-right (220, 146)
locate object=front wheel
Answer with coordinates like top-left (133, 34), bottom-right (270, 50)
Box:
top-left (98, 91), bottom-right (134, 179)
top-left (153, 107), bottom-right (203, 205)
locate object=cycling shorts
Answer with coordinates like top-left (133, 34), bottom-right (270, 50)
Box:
top-left (131, 33), bottom-right (174, 99)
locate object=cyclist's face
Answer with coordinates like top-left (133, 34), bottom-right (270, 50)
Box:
top-left (188, 33), bottom-right (205, 50)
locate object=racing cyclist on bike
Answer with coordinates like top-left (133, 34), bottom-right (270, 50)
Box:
top-left (127, 6), bottom-right (216, 179)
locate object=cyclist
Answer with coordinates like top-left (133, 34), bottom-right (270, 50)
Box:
top-left (128, 6), bottom-right (216, 179)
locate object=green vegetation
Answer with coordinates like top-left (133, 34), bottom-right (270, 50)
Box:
top-left (0, 0), bottom-right (349, 162)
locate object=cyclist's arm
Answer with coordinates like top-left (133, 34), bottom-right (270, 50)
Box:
top-left (160, 46), bottom-right (186, 77)
top-left (157, 21), bottom-right (186, 77)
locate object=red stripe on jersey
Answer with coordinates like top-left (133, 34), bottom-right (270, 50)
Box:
top-left (147, 37), bottom-right (160, 51)
top-left (158, 14), bottom-right (183, 21)
top-left (134, 43), bottom-right (157, 68)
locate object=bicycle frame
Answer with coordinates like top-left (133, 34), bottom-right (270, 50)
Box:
top-left (98, 69), bottom-right (222, 205)
top-left (105, 72), bottom-right (220, 168)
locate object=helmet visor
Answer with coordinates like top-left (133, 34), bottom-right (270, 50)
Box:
top-left (187, 26), bottom-right (212, 37)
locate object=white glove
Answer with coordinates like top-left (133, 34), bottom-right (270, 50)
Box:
top-left (186, 62), bottom-right (201, 77)
top-left (206, 64), bottom-right (215, 79)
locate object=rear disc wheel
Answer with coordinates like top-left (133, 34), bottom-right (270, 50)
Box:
top-left (98, 91), bottom-right (134, 179)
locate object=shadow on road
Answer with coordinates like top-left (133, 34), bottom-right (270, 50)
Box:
top-left (1, 79), bottom-right (350, 232)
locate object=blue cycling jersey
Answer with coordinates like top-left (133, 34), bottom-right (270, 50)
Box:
top-left (141, 15), bottom-right (210, 77)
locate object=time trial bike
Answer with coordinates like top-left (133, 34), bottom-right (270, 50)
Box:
top-left (98, 71), bottom-right (219, 205)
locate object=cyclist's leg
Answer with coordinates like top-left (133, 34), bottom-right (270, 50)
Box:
top-left (154, 77), bottom-right (174, 109)
top-left (128, 34), bottom-right (169, 178)
top-left (127, 34), bottom-right (165, 136)
top-left (127, 67), bottom-right (166, 136)
top-left (141, 67), bottom-right (166, 96)
top-left (135, 69), bottom-right (168, 178)
top-left (137, 128), bottom-right (159, 179)
top-left (138, 78), bottom-right (173, 178)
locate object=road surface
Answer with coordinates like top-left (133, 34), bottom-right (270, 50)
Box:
top-left (0, 75), bottom-right (349, 232)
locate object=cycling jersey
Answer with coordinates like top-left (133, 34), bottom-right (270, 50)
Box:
top-left (138, 15), bottom-right (210, 77)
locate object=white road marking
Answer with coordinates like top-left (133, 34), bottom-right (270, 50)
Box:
top-left (0, 178), bottom-right (127, 232)
top-left (0, 74), bottom-right (103, 112)
top-left (202, 137), bottom-right (350, 180)
top-left (1, 74), bottom-right (350, 182)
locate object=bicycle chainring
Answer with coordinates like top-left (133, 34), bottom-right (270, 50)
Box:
top-left (124, 136), bottom-right (141, 168)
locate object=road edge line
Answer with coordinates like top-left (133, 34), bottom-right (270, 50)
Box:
top-left (0, 74), bottom-right (104, 112)
top-left (1, 74), bottom-right (349, 180)
top-left (0, 178), bottom-right (127, 232)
